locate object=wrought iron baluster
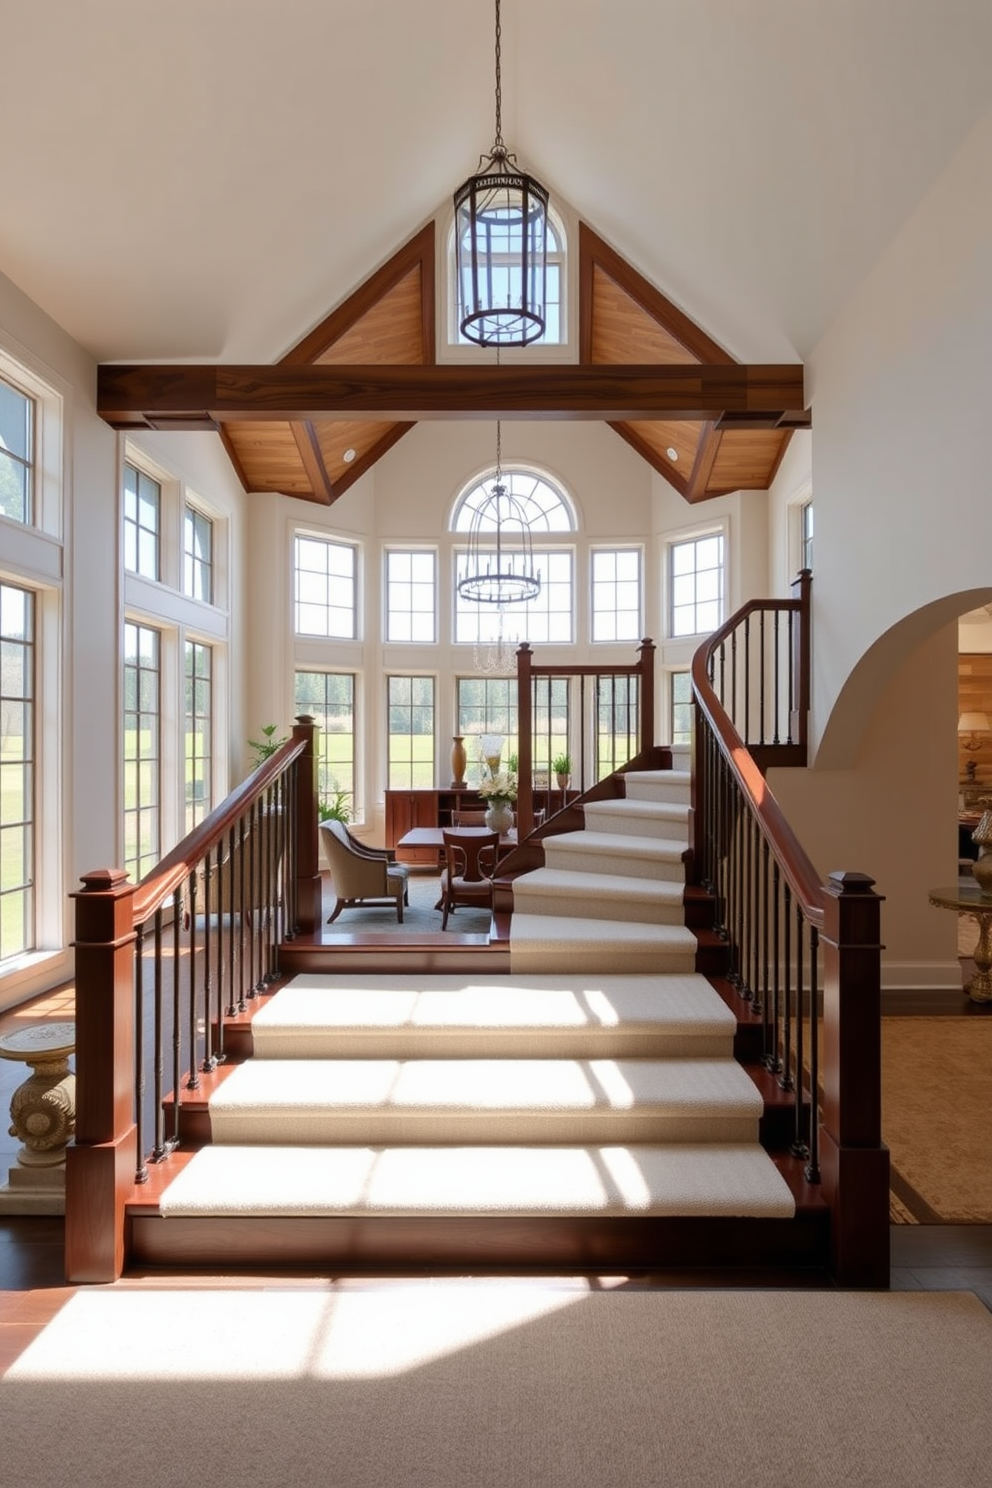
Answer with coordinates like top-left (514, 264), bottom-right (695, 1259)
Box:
top-left (805, 926), bottom-right (821, 1183)
top-left (186, 868), bottom-right (201, 1090)
top-left (202, 848), bottom-right (215, 1070)
top-left (786, 609), bottom-right (795, 745)
top-left (791, 910), bottom-right (807, 1157)
top-left (171, 886), bottom-right (183, 1148)
top-left (743, 613), bottom-right (751, 744)
top-left (758, 609), bottom-right (766, 746)
top-left (765, 861), bottom-right (783, 1073)
top-left (151, 908), bottom-right (166, 1162)
top-left (134, 921), bottom-right (148, 1184)
top-left (772, 610), bottom-right (781, 745)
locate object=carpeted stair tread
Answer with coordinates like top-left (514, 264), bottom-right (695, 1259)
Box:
top-left (510, 914), bottom-right (695, 958)
top-left (510, 867), bottom-right (685, 924)
top-left (251, 973), bottom-right (736, 1060)
top-left (157, 1141), bottom-right (796, 1218)
top-left (582, 797), bottom-right (689, 838)
top-left (622, 768), bottom-right (691, 804)
top-left (542, 830), bottom-right (688, 882)
top-left (205, 1056), bottom-right (762, 1145)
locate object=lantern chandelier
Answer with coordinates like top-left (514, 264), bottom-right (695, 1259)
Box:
top-left (457, 421), bottom-right (542, 673)
top-left (454, 0), bottom-right (550, 347)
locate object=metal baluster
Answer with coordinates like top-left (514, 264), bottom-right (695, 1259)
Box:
top-left (773, 610), bottom-right (781, 745)
top-left (756, 834), bottom-right (769, 1024)
top-left (730, 630), bottom-right (737, 730)
top-left (186, 868), bottom-right (201, 1089)
top-left (286, 768), bottom-right (298, 938)
top-left (805, 927), bottom-right (821, 1183)
top-left (786, 609), bottom-right (795, 745)
top-left (202, 848), bottom-right (215, 1070)
top-left (791, 910), bottom-right (807, 1157)
top-left (780, 887), bottom-right (795, 1091)
top-left (134, 922), bottom-right (148, 1183)
top-left (758, 610), bottom-right (766, 746)
top-left (151, 908), bottom-right (167, 1161)
top-left (743, 614), bottom-right (751, 744)
top-left (228, 824), bottom-right (240, 1016)
top-left (171, 886), bottom-right (183, 1149)
top-left (765, 861), bottom-right (783, 1073)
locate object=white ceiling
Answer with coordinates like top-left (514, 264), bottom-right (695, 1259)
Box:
top-left (1, 0), bottom-right (989, 366)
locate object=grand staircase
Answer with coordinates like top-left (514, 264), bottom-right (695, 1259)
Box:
top-left (126, 751), bottom-right (829, 1276)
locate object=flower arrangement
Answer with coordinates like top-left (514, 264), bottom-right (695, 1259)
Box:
top-left (477, 769), bottom-right (518, 805)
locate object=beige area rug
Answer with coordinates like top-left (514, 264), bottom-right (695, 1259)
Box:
top-left (883, 1017), bottom-right (992, 1223)
top-left (4, 1286), bottom-right (992, 1488)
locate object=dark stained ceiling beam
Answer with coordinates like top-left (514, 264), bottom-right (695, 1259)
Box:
top-left (97, 363), bottom-right (806, 428)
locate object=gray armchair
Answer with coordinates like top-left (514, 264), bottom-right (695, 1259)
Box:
top-left (319, 819), bottom-right (407, 923)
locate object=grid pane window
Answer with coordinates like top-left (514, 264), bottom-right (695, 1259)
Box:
top-left (123, 463), bottom-right (161, 579)
top-left (596, 674), bottom-right (640, 779)
top-left (0, 583), bottom-right (35, 959)
top-left (386, 550), bottom-right (436, 643)
top-left (294, 535), bottom-right (357, 637)
top-left (0, 376), bottom-right (33, 525)
top-left (455, 550), bottom-right (573, 645)
top-left (387, 676), bottom-right (435, 789)
top-left (184, 506), bottom-right (214, 602)
top-left (456, 677), bottom-right (569, 785)
top-left (592, 548), bottom-right (641, 642)
top-left (184, 641), bottom-right (212, 832)
top-left (670, 533), bottom-right (724, 638)
top-left (801, 501), bottom-right (814, 571)
top-left (295, 672), bottom-right (356, 808)
top-left (123, 621), bottom-right (160, 880)
top-left (671, 671), bottom-right (692, 747)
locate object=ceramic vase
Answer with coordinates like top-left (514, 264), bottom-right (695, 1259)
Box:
top-left (451, 735), bottom-right (467, 787)
top-left (485, 800), bottom-right (514, 835)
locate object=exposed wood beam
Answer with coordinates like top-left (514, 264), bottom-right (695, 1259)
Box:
top-left (98, 363), bottom-right (806, 426)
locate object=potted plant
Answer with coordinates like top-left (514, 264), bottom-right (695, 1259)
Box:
top-left (552, 752), bottom-right (572, 790)
top-left (318, 787), bottom-right (353, 823)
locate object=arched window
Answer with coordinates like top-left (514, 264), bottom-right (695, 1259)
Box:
top-left (448, 216), bottom-right (566, 347)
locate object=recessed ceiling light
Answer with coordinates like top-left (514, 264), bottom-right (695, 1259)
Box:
top-left (666, 447), bottom-right (679, 461)
top-left (342, 448), bottom-right (356, 463)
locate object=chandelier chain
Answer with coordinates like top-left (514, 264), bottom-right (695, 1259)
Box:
top-left (493, 0), bottom-right (503, 149)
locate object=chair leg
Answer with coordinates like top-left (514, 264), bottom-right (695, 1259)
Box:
top-left (396, 895), bottom-right (403, 924)
top-left (327, 899), bottom-right (344, 924)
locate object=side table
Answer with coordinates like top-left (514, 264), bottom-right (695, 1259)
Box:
top-left (928, 885), bottom-right (992, 1005)
top-left (0, 1020), bottom-right (76, 1214)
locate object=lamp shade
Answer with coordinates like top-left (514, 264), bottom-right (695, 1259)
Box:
top-left (958, 712), bottom-right (991, 733)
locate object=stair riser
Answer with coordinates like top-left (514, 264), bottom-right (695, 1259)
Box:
top-left (511, 887), bottom-right (686, 925)
top-left (208, 1114), bottom-right (760, 1146)
top-left (511, 946), bottom-right (697, 974)
top-left (583, 808), bottom-right (689, 840)
top-left (130, 1212), bottom-right (830, 1273)
top-left (625, 783), bottom-right (691, 806)
top-left (252, 1032), bottom-right (736, 1061)
top-left (543, 844), bottom-right (685, 882)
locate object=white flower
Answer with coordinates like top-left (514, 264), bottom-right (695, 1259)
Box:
top-left (477, 770), bottom-right (518, 803)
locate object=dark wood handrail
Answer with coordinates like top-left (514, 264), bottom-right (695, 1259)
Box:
top-left (131, 730), bottom-right (309, 925)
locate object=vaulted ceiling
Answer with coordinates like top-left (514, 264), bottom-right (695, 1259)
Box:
top-left (3, 1), bottom-right (990, 496)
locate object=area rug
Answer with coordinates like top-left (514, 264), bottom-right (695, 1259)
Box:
top-left (883, 1017), bottom-right (992, 1223)
top-left (4, 1286), bottom-right (992, 1487)
top-left (322, 870), bottom-right (492, 935)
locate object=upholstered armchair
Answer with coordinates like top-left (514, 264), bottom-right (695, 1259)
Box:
top-left (319, 819), bottom-right (407, 923)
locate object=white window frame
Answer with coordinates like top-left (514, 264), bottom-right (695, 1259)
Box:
top-left (384, 547), bottom-right (437, 645)
top-left (386, 673), bottom-right (436, 790)
top-left (591, 545), bottom-right (643, 644)
top-left (183, 502), bottom-right (214, 604)
top-left (453, 547), bottom-right (575, 646)
top-left (444, 206), bottom-right (569, 354)
top-left (295, 670), bottom-right (359, 821)
top-left (667, 526), bottom-right (726, 640)
top-left (294, 531), bottom-right (359, 640)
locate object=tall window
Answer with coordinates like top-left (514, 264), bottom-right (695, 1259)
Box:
top-left (385, 550), bottom-right (436, 643)
top-left (596, 674), bottom-right (639, 779)
top-left (123, 621), bottom-right (161, 881)
top-left (0, 583), bottom-right (34, 960)
top-left (184, 505), bottom-right (214, 602)
top-left (592, 548), bottom-right (642, 642)
top-left (454, 550), bottom-right (573, 645)
top-left (295, 671), bottom-right (356, 808)
top-left (670, 671), bottom-right (692, 747)
top-left (0, 376), bottom-right (33, 526)
top-left (184, 641), bottom-right (212, 832)
top-left (123, 462), bottom-right (161, 580)
top-left (295, 534), bottom-right (357, 638)
top-left (456, 676), bottom-right (569, 784)
top-left (801, 501), bottom-right (814, 571)
top-left (670, 532), bottom-right (724, 638)
top-left (453, 219), bottom-right (565, 347)
top-left (387, 676), bottom-right (434, 789)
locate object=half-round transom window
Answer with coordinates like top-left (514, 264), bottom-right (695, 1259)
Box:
top-left (452, 467), bottom-right (576, 534)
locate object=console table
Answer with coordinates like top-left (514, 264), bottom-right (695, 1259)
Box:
top-left (928, 883), bottom-right (992, 1004)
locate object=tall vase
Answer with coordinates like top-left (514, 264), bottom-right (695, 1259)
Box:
top-left (485, 800), bottom-right (514, 835)
top-left (451, 736), bottom-right (467, 788)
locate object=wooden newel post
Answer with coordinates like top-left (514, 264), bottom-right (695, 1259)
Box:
top-left (292, 715), bottom-right (322, 937)
top-left (516, 643), bottom-right (534, 838)
top-left (819, 869), bottom-right (889, 1287)
top-left (66, 867), bottom-right (139, 1284)
top-left (637, 637), bottom-right (656, 756)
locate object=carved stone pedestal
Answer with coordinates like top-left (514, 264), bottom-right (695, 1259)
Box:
top-left (0, 1020), bottom-right (76, 1215)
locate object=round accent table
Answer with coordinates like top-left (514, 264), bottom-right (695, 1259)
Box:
top-left (928, 884), bottom-right (992, 1005)
top-left (0, 1020), bottom-right (76, 1214)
